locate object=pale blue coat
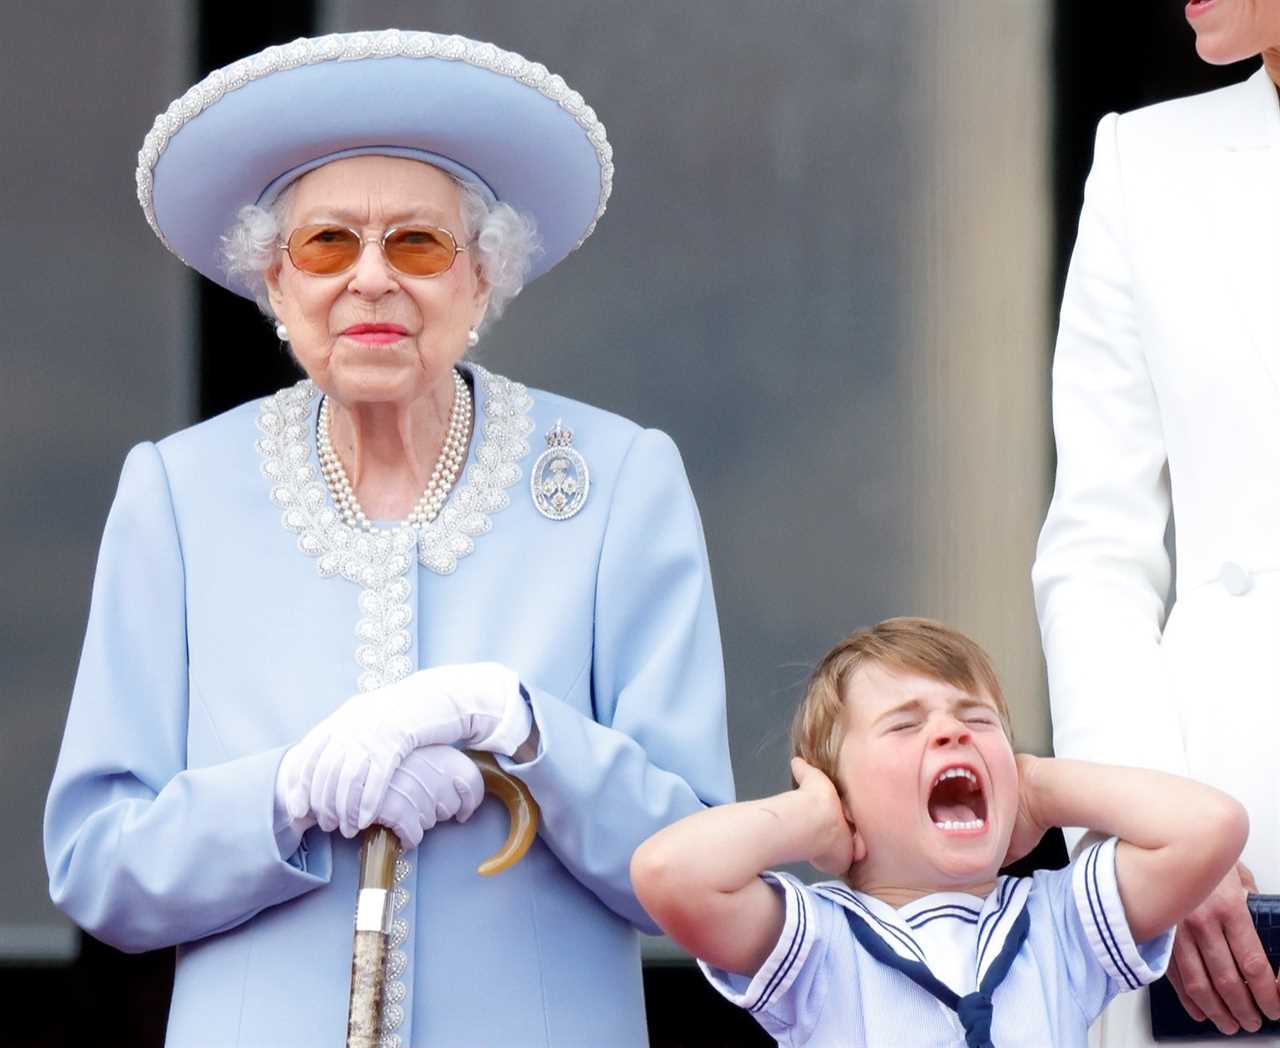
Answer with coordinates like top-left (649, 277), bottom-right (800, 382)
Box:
top-left (45, 364), bottom-right (734, 1047)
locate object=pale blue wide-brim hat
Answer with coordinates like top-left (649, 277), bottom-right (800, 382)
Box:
top-left (135, 29), bottom-right (613, 297)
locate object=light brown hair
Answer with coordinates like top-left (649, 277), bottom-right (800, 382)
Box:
top-left (791, 617), bottom-right (1011, 790)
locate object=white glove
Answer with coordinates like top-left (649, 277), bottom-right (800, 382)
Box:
top-left (374, 746), bottom-right (484, 849)
top-left (271, 762), bottom-right (317, 857)
top-left (280, 662), bottom-right (530, 836)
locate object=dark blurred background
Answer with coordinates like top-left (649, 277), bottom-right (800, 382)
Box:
top-left (1, 2), bottom-right (1255, 1044)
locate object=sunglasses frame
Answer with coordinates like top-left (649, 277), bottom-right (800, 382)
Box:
top-left (279, 223), bottom-right (470, 279)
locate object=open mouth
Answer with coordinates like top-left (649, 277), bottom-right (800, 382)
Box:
top-left (927, 766), bottom-right (988, 832)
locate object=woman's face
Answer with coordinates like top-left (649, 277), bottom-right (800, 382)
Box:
top-left (1186, 0), bottom-right (1280, 65)
top-left (265, 155), bottom-right (488, 407)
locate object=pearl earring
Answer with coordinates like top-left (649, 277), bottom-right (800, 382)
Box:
top-left (275, 322), bottom-right (289, 342)
top-left (467, 327), bottom-right (480, 348)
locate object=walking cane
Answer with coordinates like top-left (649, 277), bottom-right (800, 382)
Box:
top-left (345, 752), bottom-right (539, 1047)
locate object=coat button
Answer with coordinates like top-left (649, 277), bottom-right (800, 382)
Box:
top-left (1219, 561), bottom-right (1253, 596)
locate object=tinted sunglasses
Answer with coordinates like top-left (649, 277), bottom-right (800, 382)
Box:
top-left (280, 224), bottom-right (469, 278)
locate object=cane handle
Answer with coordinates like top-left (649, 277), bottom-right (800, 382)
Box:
top-left (469, 751), bottom-right (540, 875)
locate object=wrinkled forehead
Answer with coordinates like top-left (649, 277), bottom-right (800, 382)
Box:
top-left (842, 660), bottom-right (999, 728)
top-left (284, 155), bottom-right (464, 227)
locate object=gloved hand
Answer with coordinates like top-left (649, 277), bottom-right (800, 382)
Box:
top-left (279, 662), bottom-right (530, 836)
top-left (271, 766), bottom-right (317, 858)
top-left (374, 746), bottom-right (484, 849)
top-left (273, 743), bottom-right (486, 846)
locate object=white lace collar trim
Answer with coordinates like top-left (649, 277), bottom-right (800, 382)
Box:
top-left (254, 363), bottom-right (534, 582)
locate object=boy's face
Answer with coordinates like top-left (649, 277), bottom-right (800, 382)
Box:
top-left (834, 661), bottom-right (1018, 896)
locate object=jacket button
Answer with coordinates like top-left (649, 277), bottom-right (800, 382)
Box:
top-left (1219, 562), bottom-right (1252, 596)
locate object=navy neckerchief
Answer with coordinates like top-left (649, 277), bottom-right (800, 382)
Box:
top-left (823, 878), bottom-right (1032, 1048)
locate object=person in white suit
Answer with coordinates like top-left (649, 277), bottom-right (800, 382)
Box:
top-left (1034, 3), bottom-right (1280, 1045)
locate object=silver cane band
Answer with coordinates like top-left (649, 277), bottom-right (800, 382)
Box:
top-left (354, 888), bottom-right (392, 933)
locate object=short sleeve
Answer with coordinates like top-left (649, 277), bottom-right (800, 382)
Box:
top-left (698, 872), bottom-right (834, 1043)
top-left (1039, 836), bottom-right (1174, 1022)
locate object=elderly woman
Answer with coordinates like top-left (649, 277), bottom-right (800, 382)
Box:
top-left (44, 30), bottom-right (733, 1047)
top-left (1034, 5), bottom-right (1280, 1046)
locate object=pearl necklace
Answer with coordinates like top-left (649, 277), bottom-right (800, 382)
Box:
top-left (317, 369), bottom-right (471, 532)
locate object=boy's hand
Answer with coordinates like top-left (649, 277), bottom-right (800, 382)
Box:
top-left (791, 757), bottom-right (856, 876)
top-left (1002, 753), bottom-right (1049, 868)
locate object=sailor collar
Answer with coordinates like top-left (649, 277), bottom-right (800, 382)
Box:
top-left (814, 876), bottom-right (1032, 992)
top-left (815, 877), bottom-right (1032, 1048)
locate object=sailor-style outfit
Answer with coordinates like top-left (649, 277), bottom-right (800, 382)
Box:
top-left (701, 838), bottom-right (1172, 1047)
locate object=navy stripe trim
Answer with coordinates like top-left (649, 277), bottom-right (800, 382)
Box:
top-left (978, 878), bottom-right (1029, 980)
top-left (841, 908), bottom-right (961, 1009)
top-left (975, 876), bottom-right (1015, 974)
top-left (1085, 842), bottom-right (1139, 990)
top-left (750, 876), bottom-right (808, 1014)
top-left (1082, 843), bottom-right (1132, 988)
top-left (978, 902), bottom-right (1031, 996)
top-left (906, 901), bottom-right (981, 925)
top-left (911, 910), bottom-right (981, 929)
top-left (906, 900), bottom-right (983, 926)
top-left (817, 885), bottom-right (928, 966)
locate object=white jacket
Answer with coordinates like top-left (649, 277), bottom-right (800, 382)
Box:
top-left (1034, 66), bottom-right (1280, 1048)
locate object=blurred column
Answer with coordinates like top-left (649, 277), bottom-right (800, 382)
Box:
top-left (0, 2), bottom-right (195, 959)
top-left (902, 3), bottom-right (1052, 751)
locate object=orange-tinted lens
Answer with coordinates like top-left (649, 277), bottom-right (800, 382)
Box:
top-left (287, 225), bottom-right (362, 275)
top-left (383, 226), bottom-right (457, 276)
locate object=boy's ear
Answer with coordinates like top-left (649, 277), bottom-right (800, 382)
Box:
top-left (840, 791), bottom-right (857, 828)
top-left (848, 818), bottom-right (868, 866)
top-left (840, 796), bottom-right (868, 866)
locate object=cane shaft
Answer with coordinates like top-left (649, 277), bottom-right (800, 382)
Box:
top-left (346, 826), bottom-right (399, 1048)
top-left (347, 930), bottom-right (389, 1047)
top-left (344, 759), bottom-right (538, 1045)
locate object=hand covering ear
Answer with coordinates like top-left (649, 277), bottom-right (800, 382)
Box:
top-left (278, 662), bottom-right (530, 836)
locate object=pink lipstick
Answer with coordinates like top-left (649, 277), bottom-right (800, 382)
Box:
top-left (341, 323), bottom-right (408, 345)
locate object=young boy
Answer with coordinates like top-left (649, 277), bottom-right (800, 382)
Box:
top-left (631, 618), bottom-right (1247, 1047)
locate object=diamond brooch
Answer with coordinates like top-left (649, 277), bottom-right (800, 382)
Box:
top-left (531, 420), bottom-right (589, 521)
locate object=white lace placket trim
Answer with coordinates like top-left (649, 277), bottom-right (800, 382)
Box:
top-left (378, 856), bottom-right (413, 1048)
top-left (253, 364), bottom-right (533, 1044)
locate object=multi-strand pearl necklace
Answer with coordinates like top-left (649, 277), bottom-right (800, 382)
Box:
top-left (317, 368), bottom-right (472, 532)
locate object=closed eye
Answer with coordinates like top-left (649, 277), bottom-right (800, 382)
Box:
top-left (887, 721), bottom-right (919, 733)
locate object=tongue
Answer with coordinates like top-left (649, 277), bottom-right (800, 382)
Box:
top-left (932, 801), bottom-right (978, 823)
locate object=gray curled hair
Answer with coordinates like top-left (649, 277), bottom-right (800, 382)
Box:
top-left (220, 176), bottom-right (540, 333)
